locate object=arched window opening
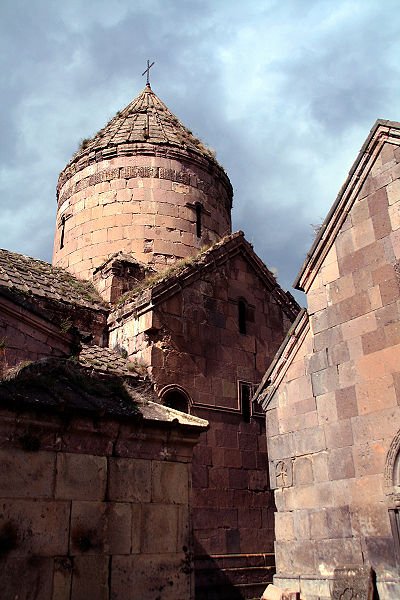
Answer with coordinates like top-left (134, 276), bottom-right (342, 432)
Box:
top-left (162, 388), bottom-right (190, 414)
top-left (238, 299), bottom-right (247, 334)
top-left (195, 203), bottom-right (202, 238)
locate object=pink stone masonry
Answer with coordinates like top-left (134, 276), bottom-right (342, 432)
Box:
top-left (261, 134), bottom-right (400, 598)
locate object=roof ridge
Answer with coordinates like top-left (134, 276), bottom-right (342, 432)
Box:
top-left (294, 119), bottom-right (400, 291)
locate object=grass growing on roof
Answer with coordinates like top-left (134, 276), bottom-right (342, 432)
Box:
top-left (115, 244), bottom-right (212, 306)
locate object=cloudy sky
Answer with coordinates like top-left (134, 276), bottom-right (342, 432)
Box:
top-left (1, 0), bottom-right (400, 303)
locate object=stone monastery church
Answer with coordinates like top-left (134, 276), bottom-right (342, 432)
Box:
top-left (1, 77), bottom-right (400, 600)
top-left (0, 81), bottom-right (299, 600)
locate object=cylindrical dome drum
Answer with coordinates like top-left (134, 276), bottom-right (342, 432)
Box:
top-left (53, 85), bottom-right (233, 280)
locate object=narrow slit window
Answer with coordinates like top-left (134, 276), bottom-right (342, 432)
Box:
top-left (196, 203), bottom-right (202, 238)
top-left (60, 217), bottom-right (66, 250)
top-left (238, 299), bottom-right (247, 334)
top-left (239, 381), bottom-right (252, 423)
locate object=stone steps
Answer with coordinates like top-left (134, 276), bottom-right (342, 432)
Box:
top-left (195, 552), bottom-right (275, 599)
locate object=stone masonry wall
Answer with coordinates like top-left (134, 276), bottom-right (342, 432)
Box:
top-left (53, 155), bottom-right (231, 280)
top-left (191, 407), bottom-right (274, 557)
top-left (266, 141), bottom-right (400, 599)
top-left (0, 407), bottom-right (198, 600)
top-left (109, 253), bottom-right (293, 558)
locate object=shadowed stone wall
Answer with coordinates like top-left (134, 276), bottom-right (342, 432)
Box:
top-left (109, 250), bottom-right (294, 565)
top-left (0, 406), bottom-right (202, 600)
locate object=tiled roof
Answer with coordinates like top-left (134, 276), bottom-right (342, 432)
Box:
top-left (0, 249), bottom-right (105, 309)
top-left (69, 84), bottom-right (218, 167)
top-left (0, 358), bottom-right (147, 419)
top-left (0, 358), bottom-right (208, 429)
top-left (78, 344), bottom-right (145, 378)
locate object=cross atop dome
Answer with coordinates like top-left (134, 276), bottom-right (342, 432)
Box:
top-left (142, 59), bottom-right (155, 87)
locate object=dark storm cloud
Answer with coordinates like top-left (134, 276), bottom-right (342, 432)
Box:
top-left (1, 0), bottom-right (400, 304)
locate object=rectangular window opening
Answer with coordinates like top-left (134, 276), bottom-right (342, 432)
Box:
top-left (239, 381), bottom-right (253, 423)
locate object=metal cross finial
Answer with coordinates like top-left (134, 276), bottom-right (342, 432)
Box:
top-left (142, 59), bottom-right (155, 87)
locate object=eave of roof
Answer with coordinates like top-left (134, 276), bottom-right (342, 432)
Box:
top-left (294, 119), bottom-right (400, 292)
top-left (253, 308), bottom-right (309, 411)
top-left (0, 357), bottom-right (208, 430)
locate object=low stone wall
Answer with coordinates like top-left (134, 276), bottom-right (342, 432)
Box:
top-left (0, 406), bottom-right (202, 600)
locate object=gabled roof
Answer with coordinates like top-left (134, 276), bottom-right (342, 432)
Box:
top-left (294, 119), bottom-right (400, 292)
top-left (63, 85), bottom-right (229, 183)
top-left (114, 231), bottom-right (300, 321)
top-left (0, 249), bottom-right (105, 310)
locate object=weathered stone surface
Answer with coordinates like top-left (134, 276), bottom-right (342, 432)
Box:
top-left (0, 557), bottom-right (53, 600)
top-left (331, 565), bottom-right (373, 600)
top-left (328, 447), bottom-right (355, 480)
top-left (71, 556), bottom-right (109, 600)
top-left (0, 448), bottom-right (55, 498)
top-left (70, 501), bottom-right (132, 555)
top-left (141, 503), bottom-right (180, 553)
top-left (111, 554), bottom-right (191, 600)
top-left (53, 557), bottom-right (73, 600)
top-left (0, 500), bottom-right (69, 556)
top-left (293, 426), bottom-right (325, 456)
top-left (108, 457), bottom-right (151, 502)
top-left (324, 419), bottom-right (353, 449)
top-left (293, 456), bottom-right (313, 485)
top-left (152, 460), bottom-right (188, 504)
top-left (275, 512), bottom-right (295, 541)
top-left (293, 509), bottom-right (311, 540)
top-left (55, 453), bottom-right (107, 501)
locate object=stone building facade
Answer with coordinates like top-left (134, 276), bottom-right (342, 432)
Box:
top-left (1, 83), bottom-right (299, 599)
top-left (0, 251), bottom-right (208, 599)
top-left (50, 82), bottom-right (299, 598)
top-left (255, 120), bottom-right (400, 599)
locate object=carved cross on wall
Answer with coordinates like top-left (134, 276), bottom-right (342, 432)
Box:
top-left (142, 59), bottom-right (155, 86)
top-left (275, 461), bottom-right (288, 487)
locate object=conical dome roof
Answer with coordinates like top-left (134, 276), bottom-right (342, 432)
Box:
top-left (64, 84), bottom-right (222, 174)
top-left (54, 83), bottom-right (233, 281)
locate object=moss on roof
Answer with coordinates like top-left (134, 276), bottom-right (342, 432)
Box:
top-left (68, 85), bottom-right (222, 169)
top-left (0, 358), bottom-right (145, 418)
top-left (0, 249), bottom-right (105, 309)
top-left (115, 242), bottom-right (215, 306)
